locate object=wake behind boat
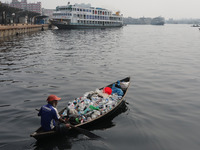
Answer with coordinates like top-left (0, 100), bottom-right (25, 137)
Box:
top-left (30, 77), bottom-right (130, 140)
top-left (50, 3), bottom-right (123, 29)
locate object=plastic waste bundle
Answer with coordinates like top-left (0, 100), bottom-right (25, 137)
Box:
top-left (66, 83), bottom-right (126, 124)
top-left (120, 81), bottom-right (130, 90)
top-left (103, 87), bottom-right (112, 95)
top-left (111, 81), bottom-right (124, 96)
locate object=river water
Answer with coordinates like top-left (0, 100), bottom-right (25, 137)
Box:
top-left (0, 24), bottom-right (200, 150)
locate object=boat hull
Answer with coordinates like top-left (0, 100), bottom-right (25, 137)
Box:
top-left (30, 77), bottom-right (130, 140)
top-left (151, 22), bottom-right (165, 25)
top-left (51, 22), bottom-right (123, 29)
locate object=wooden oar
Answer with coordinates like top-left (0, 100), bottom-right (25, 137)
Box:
top-left (70, 125), bottom-right (101, 139)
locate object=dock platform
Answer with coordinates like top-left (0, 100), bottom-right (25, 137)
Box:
top-left (0, 24), bottom-right (49, 38)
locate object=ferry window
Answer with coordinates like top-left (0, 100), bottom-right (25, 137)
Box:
top-left (77, 8), bottom-right (79, 11)
top-left (80, 9), bottom-right (82, 11)
top-left (83, 9), bottom-right (85, 12)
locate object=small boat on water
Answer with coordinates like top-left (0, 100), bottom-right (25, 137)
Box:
top-left (151, 16), bottom-right (165, 25)
top-left (50, 3), bottom-right (124, 29)
top-left (191, 24), bottom-right (200, 27)
top-left (30, 77), bottom-right (130, 140)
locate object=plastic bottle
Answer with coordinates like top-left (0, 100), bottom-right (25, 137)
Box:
top-left (79, 102), bottom-right (85, 110)
top-left (62, 109), bottom-right (68, 116)
top-left (84, 99), bottom-right (90, 105)
top-left (84, 108), bottom-right (90, 114)
top-left (91, 114), bottom-right (97, 119)
top-left (75, 118), bottom-right (79, 123)
top-left (89, 105), bottom-right (99, 110)
top-left (87, 117), bottom-right (92, 121)
top-left (73, 100), bottom-right (77, 106)
top-left (94, 110), bottom-right (100, 116)
top-left (82, 115), bottom-right (86, 122)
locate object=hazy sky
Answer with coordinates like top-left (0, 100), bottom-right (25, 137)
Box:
top-left (3, 0), bottom-right (200, 19)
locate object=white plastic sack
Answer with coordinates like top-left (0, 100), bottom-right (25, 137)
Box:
top-left (120, 82), bottom-right (130, 90)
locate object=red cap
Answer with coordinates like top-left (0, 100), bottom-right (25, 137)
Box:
top-left (47, 95), bottom-right (61, 102)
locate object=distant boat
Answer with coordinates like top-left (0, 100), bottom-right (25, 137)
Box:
top-left (50, 3), bottom-right (123, 29)
top-left (191, 24), bottom-right (200, 27)
top-left (151, 17), bottom-right (165, 25)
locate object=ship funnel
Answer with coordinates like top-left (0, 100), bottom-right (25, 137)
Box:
top-left (116, 11), bottom-right (120, 16)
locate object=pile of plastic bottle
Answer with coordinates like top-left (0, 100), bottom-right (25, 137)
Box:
top-left (62, 81), bottom-right (129, 124)
top-left (62, 90), bottom-right (122, 124)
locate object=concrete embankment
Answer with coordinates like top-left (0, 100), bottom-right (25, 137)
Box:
top-left (0, 24), bottom-right (49, 38)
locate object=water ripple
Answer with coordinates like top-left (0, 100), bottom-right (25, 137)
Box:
top-left (0, 25), bottom-right (200, 150)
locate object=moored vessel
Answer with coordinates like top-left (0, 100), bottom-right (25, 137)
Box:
top-left (151, 16), bottom-right (165, 25)
top-left (50, 3), bottom-right (123, 29)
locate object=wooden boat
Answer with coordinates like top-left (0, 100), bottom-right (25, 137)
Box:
top-left (30, 77), bottom-right (130, 140)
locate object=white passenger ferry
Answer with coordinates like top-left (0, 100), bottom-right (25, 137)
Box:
top-left (50, 3), bottom-right (123, 29)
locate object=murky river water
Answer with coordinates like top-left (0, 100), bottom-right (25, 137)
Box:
top-left (0, 24), bottom-right (200, 150)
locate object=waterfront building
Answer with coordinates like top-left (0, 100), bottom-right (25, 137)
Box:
top-left (9, 0), bottom-right (41, 14)
top-left (42, 8), bottom-right (54, 19)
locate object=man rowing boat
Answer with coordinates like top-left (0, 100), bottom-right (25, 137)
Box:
top-left (38, 95), bottom-right (71, 132)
